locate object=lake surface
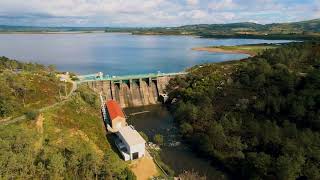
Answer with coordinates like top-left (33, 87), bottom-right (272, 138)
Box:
top-left (125, 105), bottom-right (228, 179)
top-left (0, 33), bottom-right (290, 75)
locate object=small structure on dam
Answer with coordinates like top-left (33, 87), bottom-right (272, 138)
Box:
top-left (101, 99), bottom-right (146, 161)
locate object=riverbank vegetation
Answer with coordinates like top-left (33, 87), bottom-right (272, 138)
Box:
top-left (148, 148), bottom-right (175, 177)
top-left (0, 56), bottom-right (70, 119)
top-left (168, 42), bottom-right (320, 179)
top-left (153, 134), bottom-right (164, 145)
top-left (0, 85), bottom-right (134, 179)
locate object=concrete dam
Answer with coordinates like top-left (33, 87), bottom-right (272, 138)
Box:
top-left (80, 72), bottom-right (186, 108)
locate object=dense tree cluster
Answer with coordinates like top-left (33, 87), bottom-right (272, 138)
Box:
top-left (168, 42), bottom-right (320, 179)
top-left (0, 127), bottom-right (126, 179)
top-left (0, 56), bottom-right (50, 72)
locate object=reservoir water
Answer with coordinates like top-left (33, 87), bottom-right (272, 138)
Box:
top-left (0, 33), bottom-right (290, 75)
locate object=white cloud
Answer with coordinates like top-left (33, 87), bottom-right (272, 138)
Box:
top-left (190, 10), bottom-right (208, 19)
top-left (209, 0), bottom-right (238, 10)
top-left (221, 12), bottom-right (235, 20)
top-left (0, 0), bottom-right (318, 26)
top-left (186, 0), bottom-right (199, 6)
top-left (311, 1), bottom-right (320, 18)
top-left (0, 0), bottom-right (168, 17)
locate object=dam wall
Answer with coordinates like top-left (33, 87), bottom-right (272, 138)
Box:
top-left (87, 76), bottom-right (172, 108)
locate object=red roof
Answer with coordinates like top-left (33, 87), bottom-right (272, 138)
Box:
top-left (106, 100), bottom-right (125, 121)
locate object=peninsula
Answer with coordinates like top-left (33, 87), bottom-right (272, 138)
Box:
top-left (192, 43), bottom-right (278, 56)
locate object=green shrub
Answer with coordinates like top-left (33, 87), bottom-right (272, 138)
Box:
top-left (124, 168), bottom-right (136, 180)
top-left (158, 160), bottom-right (175, 176)
top-left (153, 134), bottom-right (164, 145)
top-left (79, 91), bottom-right (98, 107)
top-left (178, 170), bottom-right (206, 180)
top-left (25, 110), bottom-right (39, 120)
top-left (0, 100), bottom-right (15, 118)
top-left (71, 76), bottom-right (79, 81)
top-left (180, 122), bottom-right (193, 135)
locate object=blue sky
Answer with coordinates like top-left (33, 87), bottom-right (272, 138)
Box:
top-left (0, 0), bottom-right (319, 27)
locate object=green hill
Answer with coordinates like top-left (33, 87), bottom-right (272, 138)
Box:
top-left (168, 42), bottom-right (320, 179)
top-left (0, 58), bottom-right (134, 179)
top-left (178, 19), bottom-right (320, 33)
top-left (132, 19), bottom-right (320, 40)
top-left (0, 86), bottom-right (133, 179)
top-left (269, 19), bottom-right (320, 33)
top-left (0, 57), bottom-right (68, 119)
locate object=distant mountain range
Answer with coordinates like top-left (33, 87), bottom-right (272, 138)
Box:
top-left (131, 19), bottom-right (320, 40)
top-left (178, 19), bottom-right (320, 33)
top-left (1, 19), bottom-right (320, 40)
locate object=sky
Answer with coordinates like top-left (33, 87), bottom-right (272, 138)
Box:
top-left (0, 0), bottom-right (319, 27)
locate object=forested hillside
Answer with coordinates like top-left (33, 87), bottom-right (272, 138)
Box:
top-left (0, 57), bottom-right (66, 119)
top-left (168, 42), bottom-right (320, 179)
top-left (0, 86), bottom-right (133, 179)
top-left (0, 58), bottom-right (134, 179)
top-left (132, 19), bottom-right (320, 40)
top-left (181, 19), bottom-right (320, 33)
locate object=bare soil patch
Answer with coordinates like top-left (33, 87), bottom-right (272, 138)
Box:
top-left (129, 152), bottom-right (159, 180)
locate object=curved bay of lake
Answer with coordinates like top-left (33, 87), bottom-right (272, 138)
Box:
top-left (0, 33), bottom-right (290, 75)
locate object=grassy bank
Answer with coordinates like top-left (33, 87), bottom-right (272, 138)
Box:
top-left (192, 43), bottom-right (278, 56)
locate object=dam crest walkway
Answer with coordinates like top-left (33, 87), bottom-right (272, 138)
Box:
top-left (77, 72), bottom-right (187, 83)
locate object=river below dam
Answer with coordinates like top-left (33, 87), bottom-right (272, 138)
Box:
top-left (125, 105), bottom-right (228, 179)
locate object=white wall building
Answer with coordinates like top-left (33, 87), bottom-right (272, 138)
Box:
top-left (115, 126), bottom-right (146, 161)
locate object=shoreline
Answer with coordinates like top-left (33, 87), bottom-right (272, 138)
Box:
top-left (0, 31), bottom-right (128, 34)
top-left (192, 47), bottom-right (256, 56)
